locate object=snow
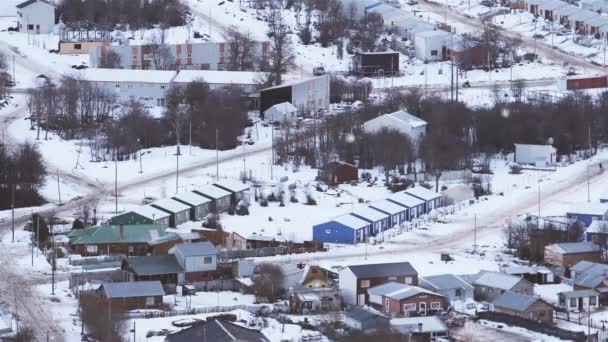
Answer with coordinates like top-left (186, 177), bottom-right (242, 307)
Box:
top-left (133, 205), bottom-right (171, 220)
top-left (351, 205), bottom-right (389, 222)
top-left (534, 283), bottom-right (572, 304)
top-left (332, 214), bottom-right (372, 229)
top-left (150, 198), bottom-right (190, 214)
top-left (172, 191), bottom-right (211, 206)
top-left (77, 68), bottom-right (178, 84)
top-left (172, 69), bottom-right (262, 85)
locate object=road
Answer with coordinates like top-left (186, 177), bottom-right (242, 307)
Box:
top-left (396, 77), bottom-right (555, 92)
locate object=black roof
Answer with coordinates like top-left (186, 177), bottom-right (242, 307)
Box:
top-left (17, 0), bottom-right (56, 9)
top-left (166, 319), bottom-right (270, 342)
top-left (347, 262), bottom-right (418, 278)
top-left (345, 307), bottom-right (389, 322)
top-left (321, 160), bottom-right (356, 173)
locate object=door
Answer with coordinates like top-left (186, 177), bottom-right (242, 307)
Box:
top-left (358, 294), bottom-right (366, 306)
top-left (579, 297), bottom-right (583, 311)
top-left (419, 302), bottom-right (427, 315)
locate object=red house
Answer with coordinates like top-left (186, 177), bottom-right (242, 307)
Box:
top-left (318, 161), bottom-right (358, 185)
top-left (368, 282), bottom-right (445, 317)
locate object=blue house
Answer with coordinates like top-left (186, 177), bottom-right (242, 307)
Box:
top-left (313, 214), bottom-right (372, 244)
top-left (350, 207), bottom-right (390, 235)
top-left (387, 192), bottom-right (425, 220)
top-left (369, 200), bottom-right (408, 228)
top-left (601, 195), bottom-right (608, 203)
top-left (566, 203), bottom-right (608, 227)
top-left (404, 186), bottom-right (443, 214)
top-left (585, 220), bottom-right (608, 242)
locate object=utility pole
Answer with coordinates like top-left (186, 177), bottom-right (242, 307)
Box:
top-left (455, 64), bottom-right (459, 102)
top-left (189, 120), bottom-right (192, 156)
top-left (176, 143), bottom-right (179, 195)
top-left (588, 125), bottom-right (592, 202)
top-left (12, 55), bottom-right (15, 85)
top-left (270, 126), bottom-right (274, 180)
top-left (242, 139), bottom-right (247, 183)
top-left (473, 213), bottom-right (477, 252)
top-left (215, 128), bottom-right (219, 181)
top-left (51, 225), bottom-right (55, 295)
top-left (114, 153), bottom-right (118, 216)
top-left (538, 182), bottom-right (541, 227)
top-left (57, 169), bottom-right (61, 205)
top-left (450, 34), bottom-right (454, 101)
top-left (11, 182), bottom-right (14, 243)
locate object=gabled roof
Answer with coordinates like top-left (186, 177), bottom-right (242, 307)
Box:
top-left (123, 255), bottom-right (184, 275)
top-left (574, 273), bottom-right (608, 289)
top-left (17, 0), bottom-right (56, 9)
top-left (173, 241), bottom-right (217, 257)
top-left (213, 181), bottom-right (250, 194)
top-left (472, 271), bottom-right (525, 291)
top-left (78, 68), bottom-right (177, 84)
top-left (387, 192), bottom-right (425, 208)
top-left (172, 70), bottom-right (260, 85)
top-left (586, 220), bottom-right (608, 234)
top-left (547, 242), bottom-right (601, 254)
top-left (502, 266), bottom-right (537, 275)
top-left (132, 205), bottom-right (171, 220)
top-left (421, 274), bottom-right (473, 291)
top-left (368, 282), bottom-right (442, 301)
top-left (68, 224), bottom-right (175, 245)
top-left (571, 260), bottom-right (608, 275)
top-left (151, 198), bottom-right (191, 214)
top-left (321, 160), bottom-right (356, 173)
top-left (493, 292), bottom-right (546, 312)
top-left (345, 307), bottom-right (388, 322)
top-left (333, 214), bottom-right (370, 230)
top-left (367, 282), bottom-right (408, 297)
top-left (261, 75), bottom-right (328, 91)
top-left (346, 261), bottom-right (418, 279)
top-left (166, 319), bottom-right (270, 342)
top-left (100, 281), bottom-right (164, 299)
top-left (391, 316), bottom-right (448, 334)
top-left (194, 184), bottom-right (231, 200)
top-left (351, 206), bottom-right (389, 223)
top-left (264, 102), bottom-right (297, 115)
top-left (405, 186), bottom-right (441, 201)
top-left (172, 192), bottom-right (212, 207)
top-left (369, 200), bottom-right (407, 216)
top-left (559, 289), bottom-right (599, 299)
top-left (567, 202), bottom-right (608, 216)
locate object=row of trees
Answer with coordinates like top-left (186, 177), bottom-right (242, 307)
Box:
top-left (0, 142), bottom-right (46, 210)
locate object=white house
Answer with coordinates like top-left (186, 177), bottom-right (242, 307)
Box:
top-left (414, 30), bottom-right (451, 62)
top-left (171, 70), bottom-right (261, 96)
top-left (363, 110), bottom-right (427, 148)
top-left (172, 242), bottom-right (218, 283)
top-left (513, 144), bottom-right (557, 167)
top-left (264, 102), bottom-right (298, 123)
top-left (16, 0), bottom-right (56, 35)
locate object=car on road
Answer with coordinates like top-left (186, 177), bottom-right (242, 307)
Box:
top-left (407, 0), bottom-right (418, 5)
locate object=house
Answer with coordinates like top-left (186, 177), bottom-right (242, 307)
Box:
top-left (387, 191), bottom-right (426, 220)
top-left (172, 192), bottom-right (212, 221)
top-left (513, 144), bottom-right (557, 167)
top-left (369, 199), bottom-right (409, 228)
top-left (343, 307), bottom-right (390, 333)
top-left (362, 110), bottom-right (428, 149)
top-left (121, 255), bottom-right (184, 292)
top-left (585, 220), bottom-right (608, 246)
top-left (390, 316), bottom-right (449, 341)
top-left (109, 205), bottom-right (171, 226)
top-left (67, 224), bottom-right (179, 256)
top-left (78, 68), bottom-right (176, 107)
top-left (259, 75), bottom-right (330, 116)
top-left (467, 271), bottom-right (534, 301)
top-left (338, 261), bottom-right (418, 306)
top-left (350, 206), bottom-right (390, 236)
top-left (165, 319), bottom-right (270, 342)
top-left (544, 242), bottom-right (602, 269)
top-left (501, 265), bottom-right (554, 284)
top-left (367, 282), bottom-right (445, 317)
top-left (537, 0), bottom-right (567, 21)
top-left (558, 289), bottom-right (599, 312)
top-left (573, 273), bottom-right (608, 305)
top-left (405, 186), bottom-right (443, 214)
top-left (172, 242), bottom-right (218, 283)
top-left (556, 4), bottom-right (580, 27)
top-left (246, 234), bottom-right (282, 249)
top-left (567, 203), bottom-right (608, 227)
top-left (318, 161), bottom-right (358, 185)
top-left (300, 265), bottom-right (334, 288)
top-left (90, 41), bottom-right (270, 71)
top-left (193, 229), bottom-right (247, 251)
top-left (59, 41), bottom-right (109, 55)
top-left (193, 185), bottom-right (232, 213)
top-left (213, 181), bottom-right (251, 205)
top-left (526, 0), bottom-right (542, 15)
top-left (16, 0), bottom-right (56, 35)
top-left (151, 198), bottom-right (191, 227)
top-left (97, 281), bottom-right (165, 310)
top-left (414, 30), bottom-right (451, 62)
top-left (313, 214), bottom-right (371, 244)
top-left (571, 260), bottom-right (608, 279)
top-left (289, 287), bottom-right (342, 314)
top-left (492, 292), bottom-right (553, 325)
top-left (351, 51), bottom-right (400, 77)
top-left (419, 274), bottom-right (474, 302)
top-left (264, 102), bottom-right (298, 122)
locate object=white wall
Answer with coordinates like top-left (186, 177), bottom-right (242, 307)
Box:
top-left (339, 268), bottom-right (358, 306)
top-left (17, 1), bottom-right (55, 34)
top-left (514, 145), bottom-right (557, 166)
top-left (183, 255), bottom-right (217, 272)
top-left (414, 32), bottom-right (449, 62)
top-left (91, 81), bottom-right (169, 107)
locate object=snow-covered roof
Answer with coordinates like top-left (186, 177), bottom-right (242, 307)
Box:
top-left (557, 4), bottom-right (580, 16)
top-left (264, 102), bottom-right (297, 115)
top-left (194, 184), bottom-right (231, 199)
top-left (172, 192), bottom-right (212, 207)
top-left (472, 271), bottom-right (524, 290)
top-left (405, 186), bottom-right (441, 201)
top-left (421, 274), bottom-right (473, 291)
top-left (172, 70), bottom-right (260, 85)
top-left (391, 316), bottom-right (448, 333)
top-left (567, 202), bottom-right (608, 216)
top-left (173, 241), bottom-right (218, 257)
top-left (261, 75), bottom-right (328, 91)
top-left (369, 282), bottom-right (442, 301)
top-left (416, 30), bottom-right (451, 39)
top-left (214, 180), bottom-right (250, 194)
top-left (363, 110), bottom-right (427, 133)
top-left (390, 110), bottom-right (428, 128)
top-left (17, 0), bottom-right (56, 9)
top-left (540, 0), bottom-right (567, 11)
top-left (333, 214), bottom-right (370, 230)
top-left (493, 292), bottom-right (544, 312)
top-left (351, 206), bottom-right (389, 223)
top-left (387, 192), bottom-right (425, 208)
top-left (78, 68), bottom-right (177, 84)
top-left (101, 281), bottom-right (164, 298)
top-left (586, 220), bottom-right (608, 234)
top-left (151, 198), bottom-right (191, 214)
top-left (369, 200), bottom-right (407, 215)
top-left (133, 205), bottom-right (171, 220)
top-left (548, 242), bottom-right (601, 254)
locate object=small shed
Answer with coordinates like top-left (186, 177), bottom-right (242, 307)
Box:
top-left (470, 271), bottom-right (534, 301)
top-left (414, 30), bottom-right (451, 62)
top-left (172, 192), bottom-right (212, 221)
top-left (151, 198), bottom-right (191, 228)
top-left (492, 291), bottom-right (553, 325)
top-left (566, 203), bottom-right (608, 227)
top-left (193, 185), bottom-right (232, 213)
top-left (558, 289), bottom-right (599, 312)
top-left (264, 102), bottom-right (298, 122)
top-left (405, 186), bottom-right (443, 213)
top-left (387, 192), bottom-right (425, 220)
top-left (369, 199), bottom-right (409, 228)
top-left (172, 242), bottom-right (218, 283)
top-left (312, 214), bottom-right (371, 244)
top-left (213, 181), bottom-right (251, 205)
top-left (344, 307), bottom-right (390, 333)
top-left (514, 144), bottom-right (557, 167)
top-left (350, 207), bottom-right (390, 236)
top-left (318, 161), bottom-right (358, 185)
top-left (98, 281), bottom-right (165, 310)
top-left (121, 255), bottom-right (184, 291)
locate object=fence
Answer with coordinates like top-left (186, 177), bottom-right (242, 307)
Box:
top-left (125, 304), bottom-right (261, 319)
top-left (477, 311), bottom-right (589, 342)
top-left (218, 246), bottom-right (289, 260)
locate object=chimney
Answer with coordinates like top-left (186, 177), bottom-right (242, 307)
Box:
top-left (418, 323), bottom-right (423, 333)
top-left (119, 224), bottom-right (124, 240)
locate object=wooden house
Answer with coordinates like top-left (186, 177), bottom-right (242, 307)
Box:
top-left (544, 242), bottom-right (601, 270)
top-left (493, 292), bottom-right (553, 325)
top-left (318, 161), bottom-right (358, 185)
top-left (97, 281), bottom-right (165, 310)
top-left (367, 282), bottom-right (445, 317)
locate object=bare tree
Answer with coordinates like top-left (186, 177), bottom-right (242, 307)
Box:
top-left (147, 31), bottom-right (174, 70)
top-left (80, 292), bottom-right (126, 342)
top-left (224, 26), bottom-right (256, 71)
top-left (252, 263), bottom-right (285, 302)
top-left (98, 50), bottom-right (122, 69)
top-left (511, 79), bottom-right (526, 102)
top-left (267, 11), bottom-right (295, 85)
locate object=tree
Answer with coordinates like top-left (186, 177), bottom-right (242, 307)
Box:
top-left (511, 79), bottom-right (526, 102)
top-left (266, 11), bottom-right (295, 85)
top-left (224, 26), bottom-right (257, 71)
top-left (252, 263), bottom-right (285, 302)
top-left (147, 30), bottom-right (174, 70)
top-left (32, 213), bottom-right (50, 245)
top-left (80, 292), bottom-right (126, 341)
top-left (98, 50), bottom-right (122, 69)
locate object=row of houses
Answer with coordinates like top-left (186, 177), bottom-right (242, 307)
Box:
top-left (526, 0), bottom-right (608, 37)
top-left (312, 186), bottom-right (443, 244)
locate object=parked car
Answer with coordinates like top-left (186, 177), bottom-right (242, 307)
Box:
top-left (407, 0), bottom-right (418, 5)
top-left (313, 66), bottom-right (325, 76)
top-left (480, 0), bottom-right (494, 6)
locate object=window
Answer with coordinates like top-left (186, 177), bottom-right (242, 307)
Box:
top-left (431, 50), bottom-right (438, 56)
top-left (160, 85), bottom-right (166, 89)
top-left (115, 84), bottom-right (120, 88)
top-left (403, 303), bottom-right (417, 312)
top-left (455, 288), bottom-right (463, 297)
top-left (86, 245), bottom-right (97, 253)
top-left (325, 229), bottom-right (331, 234)
top-left (204, 256), bottom-right (212, 264)
top-left (431, 302), bottom-right (441, 310)
top-left (145, 296), bottom-right (155, 306)
top-left (590, 296), bottom-right (597, 306)
top-left (157, 98), bottom-right (165, 107)
top-left (570, 298), bottom-right (577, 307)
top-left (128, 246), bottom-right (134, 253)
top-left (361, 280), bottom-right (370, 288)
top-left (27, 24), bottom-right (34, 30)
top-left (388, 276), bottom-right (397, 281)
top-left (405, 277), bottom-right (413, 285)
top-left (74, 44), bottom-right (82, 50)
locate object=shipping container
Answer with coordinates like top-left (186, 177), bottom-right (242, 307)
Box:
top-left (559, 75), bottom-right (608, 90)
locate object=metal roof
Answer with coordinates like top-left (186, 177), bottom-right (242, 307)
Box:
top-left (493, 292), bottom-right (544, 312)
top-left (389, 110), bottom-right (428, 128)
top-left (549, 242), bottom-right (601, 254)
top-left (387, 192), bottom-right (425, 208)
top-left (502, 266), bottom-right (537, 275)
top-left (194, 184), bottom-right (231, 200)
top-left (574, 273), bottom-right (607, 288)
top-left (133, 205), bottom-right (171, 220)
top-left (166, 319), bottom-right (270, 342)
top-left (567, 202), bottom-right (608, 216)
top-left (151, 198), bottom-right (191, 214)
top-left (101, 281), bottom-right (165, 298)
top-left (391, 316), bottom-right (448, 333)
top-left (68, 224), bottom-right (175, 245)
top-left (421, 274), bottom-right (473, 291)
top-left (333, 214), bottom-right (370, 230)
top-left (472, 271), bottom-right (524, 290)
top-left (571, 260), bottom-right (608, 275)
top-left (172, 192), bottom-right (211, 207)
top-left (17, 0), bottom-right (56, 9)
top-left (559, 289), bottom-right (599, 299)
top-left (345, 307), bottom-right (388, 322)
top-left (173, 241), bottom-right (217, 257)
top-left (381, 284), bottom-right (442, 301)
top-left (351, 206), bottom-right (389, 223)
top-left (123, 255), bottom-right (184, 275)
top-left (369, 200), bottom-right (407, 215)
top-left (346, 261), bottom-right (418, 278)
top-left (213, 181), bottom-right (250, 194)
top-left (405, 186), bottom-right (441, 201)
top-left (368, 282), bottom-right (408, 297)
